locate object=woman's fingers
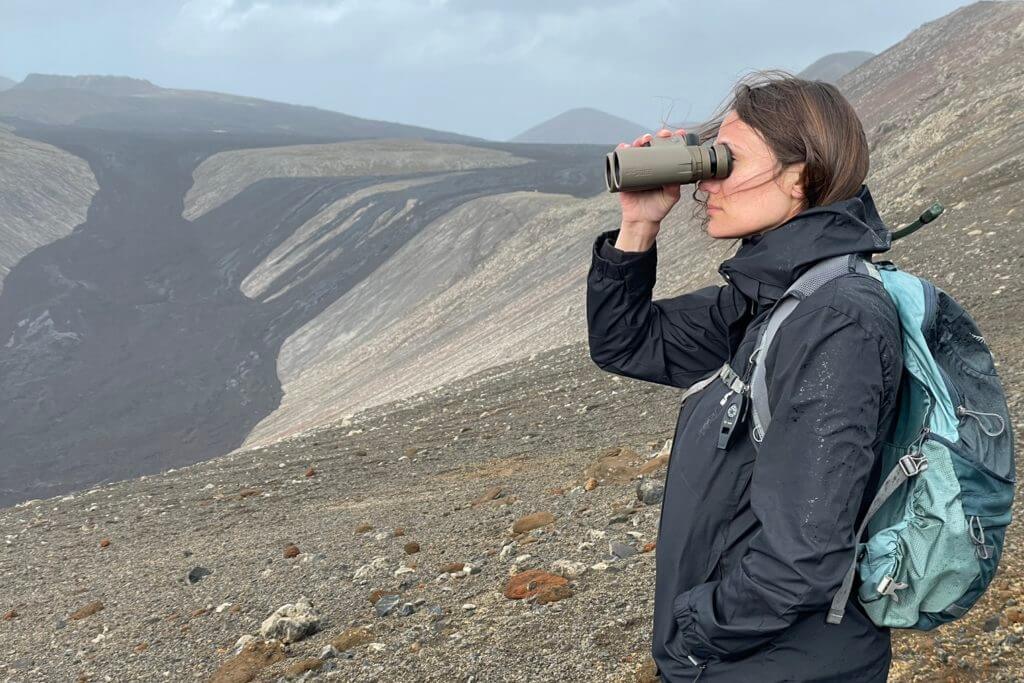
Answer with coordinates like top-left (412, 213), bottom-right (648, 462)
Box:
top-left (674, 128), bottom-right (687, 137)
top-left (656, 128), bottom-right (672, 137)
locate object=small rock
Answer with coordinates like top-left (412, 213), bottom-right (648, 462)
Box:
top-left (504, 569), bottom-right (568, 600)
top-left (636, 479), bottom-right (665, 505)
top-left (983, 615), bottom-right (1001, 632)
top-left (551, 559), bottom-right (588, 579)
top-left (584, 478), bottom-right (599, 491)
top-left (260, 596), bottom-right (321, 644)
top-left (186, 566), bottom-right (213, 585)
top-left (375, 594), bottom-right (401, 617)
top-left (354, 523), bottom-right (374, 534)
top-left (70, 600), bottom-right (104, 620)
top-left (283, 544), bottom-right (301, 559)
top-left (439, 561), bottom-right (465, 574)
top-left (99, 538), bottom-right (111, 548)
top-left (512, 511), bottom-right (555, 534)
top-left (610, 540), bottom-right (637, 559)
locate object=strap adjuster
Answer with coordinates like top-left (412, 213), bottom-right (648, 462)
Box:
top-left (898, 452), bottom-right (928, 477)
top-left (717, 363), bottom-right (747, 394)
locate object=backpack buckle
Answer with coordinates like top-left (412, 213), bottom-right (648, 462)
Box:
top-left (877, 575), bottom-right (909, 601)
top-left (898, 452), bottom-right (928, 477)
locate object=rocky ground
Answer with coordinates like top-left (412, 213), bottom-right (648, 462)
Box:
top-left (1, 337), bottom-right (1021, 682)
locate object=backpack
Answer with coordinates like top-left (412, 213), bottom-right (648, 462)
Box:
top-left (742, 248), bottom-right (1015, 629)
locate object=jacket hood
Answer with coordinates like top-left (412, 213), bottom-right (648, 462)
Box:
top-left (717, 184), bottom-right (891, 308)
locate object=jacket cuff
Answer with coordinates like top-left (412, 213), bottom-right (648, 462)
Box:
top-left (591, 229), bottom-right (657, 285)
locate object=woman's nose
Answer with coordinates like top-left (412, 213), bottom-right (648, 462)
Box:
top-left (697, 178), bottom-right (718, 193)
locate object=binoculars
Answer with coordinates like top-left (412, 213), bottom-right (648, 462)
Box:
top-left (605, 132), bottom-right (732, 193)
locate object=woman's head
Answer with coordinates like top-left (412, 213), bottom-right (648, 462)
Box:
top-left (689, 69), bottom-right (870, 239)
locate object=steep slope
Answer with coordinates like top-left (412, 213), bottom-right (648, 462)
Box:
top-left (0, 76), bottom-right (16, 92)
top-left (0, 124), bottom-right (604, 507)
top-left (0, 126), bottom-right (98, 296)
top-left (510, 107), bottom-right (650, 144)
top-left (841, 0), bottom-right (1024, 338)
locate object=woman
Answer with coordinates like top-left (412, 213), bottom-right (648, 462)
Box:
top-left (586, 71), bottom-right (905, 681)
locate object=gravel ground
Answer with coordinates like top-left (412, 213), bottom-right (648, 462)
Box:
top-left (1, 339), bottom-right (1021, 682)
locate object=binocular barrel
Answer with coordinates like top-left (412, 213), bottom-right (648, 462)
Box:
top-left (605, 132), bottom-right (732, 193)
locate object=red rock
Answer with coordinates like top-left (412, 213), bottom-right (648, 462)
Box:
top-left (305, 467), bottom-right (316, 478)
top-left (439, 562), bottom-right (465, 574)
top-left (2, 609), bottom-right (17, 620)
top-left (504, 570), bottom-right (568, 600)
top-left (642, 541), bottom-right (657, 553)
top-left (584, 478), bottom-right (599, 491)
top-left (393, 527), bottom-right (405, 537)
top-left (354, 522), bottom-right (373, 534)
top-left (369, 590), bottom-right (398, 604)
top-left (239, 488), bottom-right (261, 498)
top-left (512, 511), bottom-right (555, 534)
top-left (99, 539), bottom-right (111, 548)
top-left (283, 544), bottom-right (300, 558)
top-left (404, 541), bottom-right (420, 555)
top-left (70, 600), bottom-right (104, 620)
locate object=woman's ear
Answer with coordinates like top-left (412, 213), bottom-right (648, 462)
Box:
top-left (784, 162), bottom-right (806, 200)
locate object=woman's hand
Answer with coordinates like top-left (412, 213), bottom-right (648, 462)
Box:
top-left (614, 127), bottom-right (687, 250)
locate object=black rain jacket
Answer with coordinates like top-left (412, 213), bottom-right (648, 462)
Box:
top-left (586, 185), bottom-right (904, 682)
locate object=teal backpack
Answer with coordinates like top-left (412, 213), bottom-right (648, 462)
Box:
top-left (746, 203), bottom-right (1016, 629)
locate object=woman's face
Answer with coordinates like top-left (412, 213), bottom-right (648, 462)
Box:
top-left (697, 110), bottom-right (806, 239)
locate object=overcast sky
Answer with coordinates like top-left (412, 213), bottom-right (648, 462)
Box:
top-left (2, 0), bottom-right (976, 140)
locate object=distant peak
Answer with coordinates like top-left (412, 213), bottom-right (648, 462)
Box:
top-left (15, 74), bottom-right (161, 96)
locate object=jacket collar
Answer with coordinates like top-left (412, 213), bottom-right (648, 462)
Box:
top-left (717, 184), bottom-right (892, 311)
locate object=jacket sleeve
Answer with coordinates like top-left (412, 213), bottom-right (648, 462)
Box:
top-left (671, 304), bottom-right (888, 661)
top-left (586, 228), bottom-right (747, 389)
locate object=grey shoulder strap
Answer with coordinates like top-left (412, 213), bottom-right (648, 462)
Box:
top-left (748, 255), bottom-right (881, 446)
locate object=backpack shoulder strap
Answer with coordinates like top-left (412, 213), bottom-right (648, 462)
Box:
top-left (748, 254), bottom-right (878, 446)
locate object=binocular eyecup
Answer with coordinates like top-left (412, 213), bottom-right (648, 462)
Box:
top-left (605, 132), bottom-right (732, 193)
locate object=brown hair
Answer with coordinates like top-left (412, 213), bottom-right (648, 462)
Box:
top-left (672, 69), bottom-right (870, 231)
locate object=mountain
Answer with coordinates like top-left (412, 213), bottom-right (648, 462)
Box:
top-left (0, 1), bottom-right (1022, 680)
top-left (0, 114), bottom-right (606, 507)
top-left (798, 50), bottom-right (874, 82)
top-left (0, 76), bottom-right (15, 92)
top-left (0, 73), bottom-right (476, 142)
top-left (509, 107), bottom-right (650, 144)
